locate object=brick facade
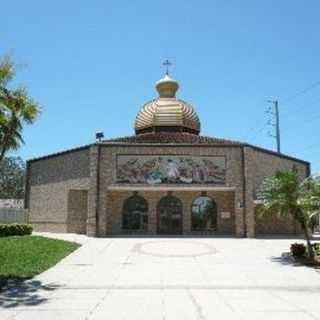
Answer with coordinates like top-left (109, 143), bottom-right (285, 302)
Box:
top-left (106, 190), bottom-right (235, 235)
top-left (27, 147), bottom-right (90, 233)
top-left (26, 142), bottom-right (309, 237)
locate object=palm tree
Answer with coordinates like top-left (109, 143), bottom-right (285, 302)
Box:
top-left (299, 174), bottom-right (320, 235)
top-left (0, 55), bottom-right (40, 162)
top-left (258, 171), bottom-right (320, 259)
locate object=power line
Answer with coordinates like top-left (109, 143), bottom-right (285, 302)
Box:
top-left (281, 80), bottom-right (320, 104)
top-left (246, 125), bottom-right (267, 144)
top-left (283, 112), bottom-right (320, 128)
top-left (299, 142), bottom-right (319, 152)
top-left (241, 105), bottom-right (267, 142)
top-left (281, 97), bottom-right (320, 119)
top-left (241, 80), bottom-right (320, 147)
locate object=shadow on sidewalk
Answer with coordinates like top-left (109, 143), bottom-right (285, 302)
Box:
top-left (0, 278), bottom-right (60, 309)
top-left (270, 254), bottom-right (320, 269)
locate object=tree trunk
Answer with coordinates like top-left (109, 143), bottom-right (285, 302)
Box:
top-left (0, 115), bottom-right (16, 162)
top-left (301, 221), bottom-right (314, 259)
top-left (0, 137), bottom-right (9, 162)
top-left (0, 147), bottom-right (6, 162)
top-left (293, 209), bottom-right (314, 259)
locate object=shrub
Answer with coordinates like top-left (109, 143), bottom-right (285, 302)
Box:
top-left (0, 224), bottom-right (33, 237)
top-left (291, 243), bottom-right (306, 258)
top-left (312, 243), bottom-right (320, 256)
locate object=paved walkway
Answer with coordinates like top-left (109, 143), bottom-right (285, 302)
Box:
top-left (1, 234), bottom-right (320, 319)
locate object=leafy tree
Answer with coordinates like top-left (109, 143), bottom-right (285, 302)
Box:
top-left (299, 175), bottom-right (320, 233)
top-left (0, 54), bottom-right (40, 162)
top-left (0, 156), bottom-right (25, 199)
top-left (258, 171), bottom-right (320, 259)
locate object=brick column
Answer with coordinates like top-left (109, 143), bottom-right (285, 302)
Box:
top-left (234, 189), bottom-right (245, 237)
top-left (148, 192), bottom-right (158, 234)
top-left (243, 146), bottom-right (255, 238)
top-left (87, 145), bottom-right (98, 237)
top-left (182, 192), bottom-right (193, 234)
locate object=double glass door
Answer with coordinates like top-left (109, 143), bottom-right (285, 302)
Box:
top-left (157, 196), bottom-right (182, 234)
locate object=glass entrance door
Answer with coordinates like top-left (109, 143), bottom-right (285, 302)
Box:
top-left (157, 196), bottom-right (182, 234)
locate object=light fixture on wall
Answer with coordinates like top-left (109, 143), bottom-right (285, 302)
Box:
top-left (95, 132), bottom-right (104, 142)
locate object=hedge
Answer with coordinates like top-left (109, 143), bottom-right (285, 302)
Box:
top-left (0, 224), bottom-right (33, 237)
top-left (290, 243), bottom-right (306, 258)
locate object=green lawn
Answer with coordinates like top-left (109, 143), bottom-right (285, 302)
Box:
top-left (0, 235), bottom-right (80, 281)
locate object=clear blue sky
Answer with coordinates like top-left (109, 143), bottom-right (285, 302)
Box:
top-left (1, 1), bottom-right (319, 172)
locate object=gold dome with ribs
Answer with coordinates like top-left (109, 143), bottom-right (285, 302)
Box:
top-left (135, 75), bottom-right (200, 135)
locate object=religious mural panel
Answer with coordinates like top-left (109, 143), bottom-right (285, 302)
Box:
top-left (116, 155), bottom-right (226, 184)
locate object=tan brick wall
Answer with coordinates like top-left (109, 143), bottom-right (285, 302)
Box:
top-left (98, 145), bottom-right (244, 236)
top-left (247, 147), bottom-right (309, 237)
top-left (255, 209), bottom-right (299, 235)
top-left (27, 143), bottom-right (309, 238)
top-left (31, 222), bottom-right (68, 233)
top-left (27, 147), bottom-right (91, 233)
top-left (67, 190), bottom-right (88, 234)
top-left (106, 190), bottom-right (235, 235)
top-left (28, 177), bottom-right (90, 233)
top-left (29, 148), bottom-right (90, 186)
top-left (251, 148), bottom-right (308, 193)
top-left (243, 147), bottom-right (256, 238)
top-left (87, 146), bottom-right (99, 236)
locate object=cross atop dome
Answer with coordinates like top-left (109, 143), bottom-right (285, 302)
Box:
top-left (134, 65), bottom-right (201, 135)
top-left (163, 59), bottom-right (172, 75)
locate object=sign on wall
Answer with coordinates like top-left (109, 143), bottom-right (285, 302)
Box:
top-left (116, 155), bottom-right (226, 184)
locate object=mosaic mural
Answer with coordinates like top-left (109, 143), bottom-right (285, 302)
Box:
top-left (116, 156), bottom-right (226, 184)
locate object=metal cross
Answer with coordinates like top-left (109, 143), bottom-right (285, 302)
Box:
top-left (163, 59), bottom-right (172, 75)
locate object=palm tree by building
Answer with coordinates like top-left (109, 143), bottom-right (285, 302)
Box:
top-left (0, 54), bottom-right (40, 162)
top-left (258, 171), bottom-right (320, 259)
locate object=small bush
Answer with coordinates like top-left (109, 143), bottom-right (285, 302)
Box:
top-left (0, 224), bottom-right (33, 237)
top-left (291, 243), bottom-right (306, 258)
top-left (312, 243), bottom-right (320, 256)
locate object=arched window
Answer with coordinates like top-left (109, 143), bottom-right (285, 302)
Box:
top-left (122, 195), bottom-right (148, 231)
top-left (191, 196), bottom-right (217, 231)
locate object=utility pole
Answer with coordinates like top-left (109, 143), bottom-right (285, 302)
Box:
top-left (266, 100), bottom-right (281, 153)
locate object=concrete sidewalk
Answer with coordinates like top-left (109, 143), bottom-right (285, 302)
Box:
top-left (1, 234), bottom-right (320, 319)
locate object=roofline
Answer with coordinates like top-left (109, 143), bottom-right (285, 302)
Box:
top-left (27, 144), bottom-right (93, 163)
top-left (101, 141), bottom-right (309, 165)
top-left (25, 140), bottom-right (309, 166)
top-left (244, 143), bottom-right (310, 165)
top-left (101, 141), bottom-right (242, 147)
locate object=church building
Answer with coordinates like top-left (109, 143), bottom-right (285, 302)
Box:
top-left (25, 73), bottom-right (310, 237)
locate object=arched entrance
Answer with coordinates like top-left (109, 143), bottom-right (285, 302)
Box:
top-left (191, 196), bottom-right (217, 232)
top-left (122, 195), bottom-right (148, 231)
top-left (157, 195), bottom-right (183, 234)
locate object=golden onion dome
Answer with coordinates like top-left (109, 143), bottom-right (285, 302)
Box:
top-left (135, 74), bottom-right (201, 135)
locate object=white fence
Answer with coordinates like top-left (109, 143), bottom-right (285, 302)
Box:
top-left (0, 208), bottom-right (27, 223)
top-left (0, 199), bottom-right (27, 224)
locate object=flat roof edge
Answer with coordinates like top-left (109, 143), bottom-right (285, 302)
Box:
top-left (26, 141), bottom-right (309, 166)
top-left (244, 144), bottom-right (310, 165)
top-left (27, 144), bottom-right (93, 163)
